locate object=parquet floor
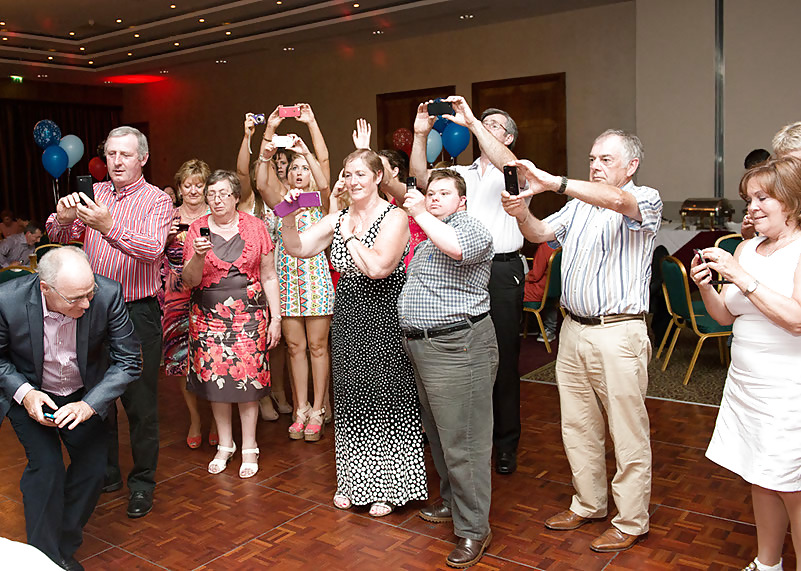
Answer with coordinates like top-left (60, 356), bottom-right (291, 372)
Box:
top-left (0, 367), bottom-right (796, 569)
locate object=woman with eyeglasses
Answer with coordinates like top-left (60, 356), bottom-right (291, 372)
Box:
top-left (255, 127), bottom-right (334, 443)
top-left (161, 159), bottom-right (217, 450)
top-left (182, 170), bottom-right (282, 479)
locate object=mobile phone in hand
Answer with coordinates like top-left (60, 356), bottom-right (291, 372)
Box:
top-left (200, 227), bottom-right (211, 237)
top-left (427, 100), bottom-right (454, 116)
top-left (176, 223), bottom-right (190, 232)
top-left (503, 165), bottom-right (519, 195)
top-left (272, 135), bottom-right (293, 148)
top-left (76, 175), bottom-right (94, 203)
top-left (694, 249), bottom-right (731, 284)
top-left (406, 177), bottom-right (416, 191)
top-left (278, 105), bottom-right (301, 118)
top-left (42, 406), bottom-right (56, 421)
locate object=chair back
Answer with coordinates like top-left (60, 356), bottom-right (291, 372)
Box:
top-left (35, 243), bottom-right (62, 262)
top-left (715, 233), bottom-right (742, 255)
top-left (0, 264), bottom-right (35, 283)
top-left (543, 248), bottom-right (562, 301)
top-left (660, 256), bottom-right (694, 322)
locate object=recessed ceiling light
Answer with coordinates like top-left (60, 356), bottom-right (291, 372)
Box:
top-left (127, 52), bottom-right (133, 56)
top-left (215, 59), bottom-right (227, 64)
top-left (47, 56), bottom-right (53, 60)
top-left (276, 1), bottom-right (282, 4)
top-left (459, 14), bottom-right (474, 20)
top-left (0, 22), bottom-right (6, 26)
top-left (104, 80), bottom-right (111, 84)
top-left (37, 74), bottom-right (48, 78)
top-left (88, 60), bottom-right (94, 64)
top-left (225, 31), bottom-right (231, 35)
top-left (69, 31), bottom-right (75, 36)
top-left (174, 42), bottom-right (180, 46)
top-left (283, 46), bottom-right (294, 51)
top-left (198, 18), bottom-right (205, 23)
top-left (116, 18), bottom-right (122, 24)
top-left (353, 2), bottom-right (360, 7)
top-left (79, 46), bottom-right (85, 51)
top-left (372, 30), bottom-right (383, 35)
top-left (134, 33), bottom-right (140, 38)
top-left (170, 4), bottom-right (176, 8)
top-left (159, 69), bottom-right (169, 74)
top-left (1, 37), bottom-right (7, 41)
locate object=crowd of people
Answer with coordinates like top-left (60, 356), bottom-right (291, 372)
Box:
top-left (1, 103), bottom-right (800, 571)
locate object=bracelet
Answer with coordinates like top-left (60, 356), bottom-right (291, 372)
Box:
top-left (270, 315), bottom-right (282, 322)
top-left (343, 235), bottom-right (358, 246)
top-left (257, 155), bottom-right (271, 163)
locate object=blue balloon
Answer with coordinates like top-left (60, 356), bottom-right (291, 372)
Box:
top-left (59, 134), bottom-right (84, 168)
top-left (433, 117), bottom-right (449, 134)
top-left (426, 130), bottom-right (443, 164)
top-left (42, 145), bottom-right (69, 178)
top-left (441, 122), bottom-right (470, 158)
top-left (33, 119), bottom-right (62, 150)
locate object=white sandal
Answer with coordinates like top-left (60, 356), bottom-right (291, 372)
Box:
top-left (333, 493), bottom-right (352, 510)
top-left (369, 501), bottom-right (394, 518)
top-left (208, 444), bottom-right (236, 475)
top-left (239, 448), bottom-right (260, 479)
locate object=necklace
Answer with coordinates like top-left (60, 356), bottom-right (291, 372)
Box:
top-left (180, 204), bottom-right (206, 222)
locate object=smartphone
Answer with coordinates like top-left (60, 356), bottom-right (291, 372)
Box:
top-left (176, 223), bottom-right (190, 233)
top-left (427, 100), bottom-right (454, 116)
top-left (503, 165), bottom-right (520, 195)
top-left (200, 227), bottom-right (211, 237)
top-left (42, 406), bottom-right (56, 421)
top-left (272, 135), bottom-right (293, 148)
top-left (76, 175), bottom-right (94, 203)
top-left (274, 191), bottom-right (322, 217)
top-left (694, 249), bottom-right (731, 285)
top-left (278, 105), bottom-right (301, 118)
top-left (406, 177), bottom-right (416, 191)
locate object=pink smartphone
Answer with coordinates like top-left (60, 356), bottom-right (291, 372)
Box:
top-left (278, 105), bottom-right (301, 118)
top-left (273, 192), bottom-right (321, 217)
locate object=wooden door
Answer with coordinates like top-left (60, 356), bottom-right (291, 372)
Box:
top-left (472, 73), bottom-right (567, 255)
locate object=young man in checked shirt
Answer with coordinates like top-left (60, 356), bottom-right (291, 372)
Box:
top-left (398, 169), bottom-right (498, 569)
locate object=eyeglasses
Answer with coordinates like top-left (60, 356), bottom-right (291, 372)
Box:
top-left (482, 119), bottom-right (508, 133)
top-left (205, 190), bottom-right (235, 200)
top-left (50, 283), bottom-right (98, 305)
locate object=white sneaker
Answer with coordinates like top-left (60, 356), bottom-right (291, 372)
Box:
top-left (536, 330), bottom-right (556, 343)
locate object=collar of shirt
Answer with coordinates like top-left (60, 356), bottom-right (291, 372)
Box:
top-left (41, 291), bottom-right (74, 323)
top-left (106, 174), bottom-right (147, 200)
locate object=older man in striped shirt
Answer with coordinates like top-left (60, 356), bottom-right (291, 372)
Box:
top-left (502, 129), bottom-right (662, 553)
top-left (46, 126), bottom-right (173, 520)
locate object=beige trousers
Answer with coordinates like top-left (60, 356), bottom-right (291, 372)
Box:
top-left (554, 315), bottom-right (652, 535)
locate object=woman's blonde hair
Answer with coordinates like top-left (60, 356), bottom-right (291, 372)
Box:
top-left (739, 156), bottom-right (801, 227)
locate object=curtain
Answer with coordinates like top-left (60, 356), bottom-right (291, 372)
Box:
top-left (0, 99), bottom-right (121, 226)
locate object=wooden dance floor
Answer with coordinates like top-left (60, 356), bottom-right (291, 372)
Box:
top-left (0, 373), bottom-right (795, 569)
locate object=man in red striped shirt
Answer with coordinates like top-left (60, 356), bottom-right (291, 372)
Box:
top-left (46, 126), bottom-right (172, 520)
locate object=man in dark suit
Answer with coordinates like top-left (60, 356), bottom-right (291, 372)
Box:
top-left (0, 246), bottom-right (141, 571)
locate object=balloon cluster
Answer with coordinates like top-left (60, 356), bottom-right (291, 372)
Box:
top-left (390, 109), bottom-right (471, 164)
top-left (33, 120), bottom-right (85, 178)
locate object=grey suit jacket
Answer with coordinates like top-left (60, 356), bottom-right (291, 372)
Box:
top-left (0, 273), bottom-right (142, 425)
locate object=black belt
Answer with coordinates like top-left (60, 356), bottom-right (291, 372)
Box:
top-left (493, 252), bottom-right (520, 262)
top-left (403, 312), bottom-right (489, 340)
top-left (126, 296), bottom-right (157, 305)
top-left (567, 312), bottom-right (646, 326)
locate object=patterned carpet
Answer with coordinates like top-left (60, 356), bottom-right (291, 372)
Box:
top-left (522, 330), bottom-right (729, 406)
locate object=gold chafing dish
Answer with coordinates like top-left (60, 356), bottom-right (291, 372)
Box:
top-left (679, 198), bottom-right (735, 230)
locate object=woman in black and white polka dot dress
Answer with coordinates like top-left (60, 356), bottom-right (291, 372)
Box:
top-left (279, 149), bottom-right (427, 517)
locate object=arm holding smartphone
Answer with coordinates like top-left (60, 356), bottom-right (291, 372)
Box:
top-left (181, 226), bottom-right (213, 289)
top-left (296, 103), bottom-right (331, 187)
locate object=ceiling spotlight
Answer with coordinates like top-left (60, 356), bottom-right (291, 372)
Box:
top-left (173, 41), bottom-right (180, 46)
top-left (47, 56), bottom-right (53, 60)
top-left (69, 31), bottom-right (75, 36)
top-left (459, 14), bottom-right (474, 20)
top-left (104, 80), bottom-right (111, 84)
top-left (127, 52), bottom-right (133, 56)
top-left (159, 69), bottom-right (169, 74)
top-left (1, 37), bottom-right (7, 41)
top-left (170, 4), bottom-right (176, 8)
top-left (276, 1), bottom-right (282, 4)
top-left (372, 30), bottom-right (384, 35)
top-left (215, 59), bottom-right (227, 64)
top-left (116, 18), bottom-right (122, 24)
top-left (283, 46), bottom-right (294, 51)
top-left (37, 74), bottom-right (48, 78)
top-left (0, 21), bottom-right (6, 26)
top-left (134, 33), bottom-right (140, 38)
top-left (88, 60), bottom-right (94, 64)
top-left (198, 18), bottom-right (205, 23)
top-left (225, 31), bottom-right (231, 35)
top-left (79, 46), bottom-right (85, 51)
top-left (353, 3), bottom-right (360, 7)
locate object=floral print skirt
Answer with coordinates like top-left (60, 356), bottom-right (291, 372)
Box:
top-left (187, 271), bottom-right (270, 403)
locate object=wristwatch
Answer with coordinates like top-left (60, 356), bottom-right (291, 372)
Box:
top-left (743, 279), bottom-right (759, 296)
top-left (557, 176), bottom-right (568, 194)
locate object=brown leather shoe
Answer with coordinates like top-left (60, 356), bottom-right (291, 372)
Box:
top-left (590, 526), bottom-right (645, 552)
top-left (544, 509), bottom-right (603, 531)
top-left (446, 531), bottom-right (492, 568)
top-left (419, 501), bottom-right (453, 523)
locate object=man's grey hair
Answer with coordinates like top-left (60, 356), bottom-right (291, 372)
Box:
top-left (595, 129), bottom-right (644, 164)
top-left (38, 246), bottom-right (91, 287)
top-left (105, 126), bottom-right (149, 159)
top-left (772, 121), bottom-right (801, 157)
top-left (480, 108), bottom-right (519, 149)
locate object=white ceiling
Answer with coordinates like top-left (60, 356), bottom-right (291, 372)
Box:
top-left (0, 0), bottom-right (622, 85)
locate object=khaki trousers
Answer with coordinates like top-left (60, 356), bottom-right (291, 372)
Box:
top-left (554, 315), bottom-right (652, 535)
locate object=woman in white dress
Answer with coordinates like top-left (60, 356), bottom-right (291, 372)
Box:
top-left (690, 156), bottom-right (801, 571)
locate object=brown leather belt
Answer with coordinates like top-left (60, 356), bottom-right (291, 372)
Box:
top-left (567, 312), bottom-right (646, 326)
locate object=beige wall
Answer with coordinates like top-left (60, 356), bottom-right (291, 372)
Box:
top-left (123, 2), bottom-right (637, 188)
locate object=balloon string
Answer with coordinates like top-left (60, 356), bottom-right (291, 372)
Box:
top-left (248, 133), bottom-right (253, 155)
top-left (52, 178), bottom-right (59, 209)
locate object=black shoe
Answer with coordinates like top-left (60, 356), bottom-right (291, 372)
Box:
top-left (127, 490), bottom-right (153, 518)
top-left (101, 475), bottom-right (123, 493)
top-left (495, 451), bottom-right (517, 475)
top-left (60, 556), bottom-right (85, 571)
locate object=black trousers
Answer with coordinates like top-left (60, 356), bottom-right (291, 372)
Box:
top-left (7, 389), bottom-right (107, 565)
top-left (105, 296), bottom-right (161, 493)
top-left (489, 256), bottom-right (524, 454)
